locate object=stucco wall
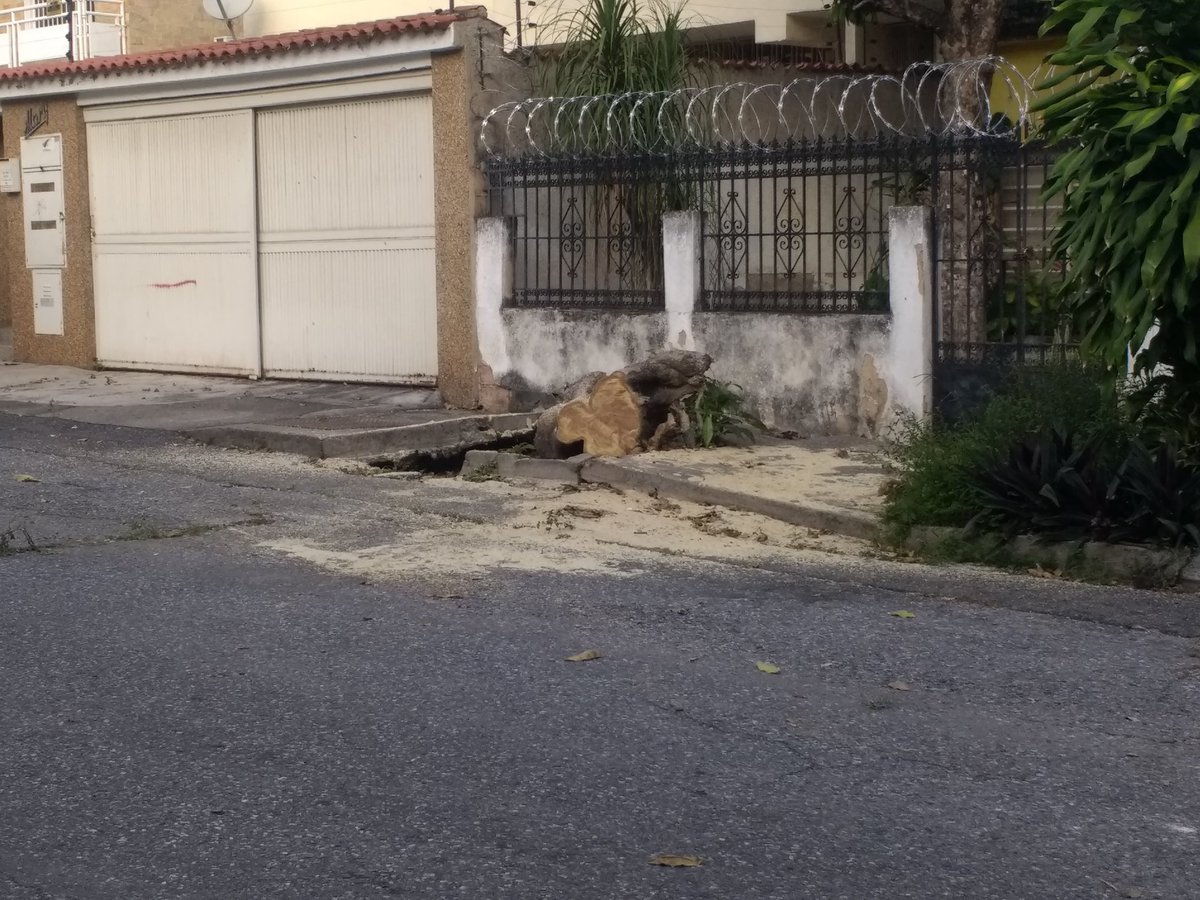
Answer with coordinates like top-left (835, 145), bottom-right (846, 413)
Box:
top-left (475, 208), bottom-right (933, 434)
top-left (0, 97), bottom-right (95, 367)
top-left (124, 0), bottom-right (237, 52)
top-left (488, 308), bottom-right (889, 435)
top-left (695, 314), bottom-right (892, 434)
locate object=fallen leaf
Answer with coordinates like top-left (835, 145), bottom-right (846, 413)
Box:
top-left (648, 853), bottom-right (703, 868)
top-left (887, 680), bottom-right (912, 691)
top-left (755, 661), bottom-right (781, 675)
top-left (565, 649), bottom-right (602, 662)
top-left (889, 610), bottom-right (916, 619)
top-left (13, 474), bottom-right (39, 483)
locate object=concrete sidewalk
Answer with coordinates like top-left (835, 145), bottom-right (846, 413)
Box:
top-left (0, 362), bottom-right (888, 540)
top-left (466, 438), bottom-right (889, 542)
top-left (0, 362), bottom-right (530, 458)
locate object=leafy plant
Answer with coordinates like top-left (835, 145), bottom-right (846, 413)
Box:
top-left (686, 378), bottom-right (765, 448)
top-left (970, 430), bottom-right (1200, 547)
top-left (969, 428), bottom-right (1136, 541)
top-left (1034, 0), bottom-right (1200, 450)
top-left (882, 363), bottom-right (1131, 538)
top-left (1120, 442), bottom-right (1200, 546)
top-left (985, 264), bottom-right (1070, 343)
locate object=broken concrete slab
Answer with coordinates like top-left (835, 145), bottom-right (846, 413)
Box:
top-left (188, 413), bottom-right (538, 461)
top-left (462, 450), bottom-right (501, 477)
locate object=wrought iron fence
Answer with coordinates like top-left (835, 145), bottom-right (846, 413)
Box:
top-left (484, 154), bottom-right (684, 310)
top-left (484, 138), bottom-right (928, 313)
top-left (929, 135), bottom-right (1074, 419)
top-left (698, 139), bottom-right (923, 313)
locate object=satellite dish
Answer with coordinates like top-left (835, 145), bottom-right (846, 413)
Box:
top-left (202, 0), bottom-right (254, 22)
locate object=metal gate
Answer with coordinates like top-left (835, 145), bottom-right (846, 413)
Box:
top-left (930, 136), bottom-right (1070, 421)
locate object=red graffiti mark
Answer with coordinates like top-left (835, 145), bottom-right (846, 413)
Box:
top-left (150, 279), bottom-right (198, 289)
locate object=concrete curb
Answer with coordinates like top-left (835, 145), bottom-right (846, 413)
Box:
top-left (905, 526), bottom-right (1198, 588)
top-left (463, 450), bottom-right (587, 485)
top-left (187, 412), bottom-right (537, 460)
top-left (579, 458), bottom-right (881, 542)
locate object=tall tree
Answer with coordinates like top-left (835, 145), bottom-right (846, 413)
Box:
top-left (832, 0), bottom-right (1010, 60)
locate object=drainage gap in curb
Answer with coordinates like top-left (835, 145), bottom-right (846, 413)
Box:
top-left (366, 432), bottom-right (535, 476)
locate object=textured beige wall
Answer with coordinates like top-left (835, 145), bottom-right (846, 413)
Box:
top-left (124, 0), bottom-right (238, 52)
top-left (431, 47), bottom-right (483, 409)
top-left (0, 1), bottom-right (231, 51)
top-left (2, 97), bottom-right (96, 367)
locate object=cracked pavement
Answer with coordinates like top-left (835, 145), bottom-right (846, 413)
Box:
top-left (1, 411), bottom-right (1199, 899)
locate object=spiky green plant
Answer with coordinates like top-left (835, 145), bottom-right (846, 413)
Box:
top-left (537, 0), bottom-right (693, 100)
top-left (533, 0), bottom-right (700, 290)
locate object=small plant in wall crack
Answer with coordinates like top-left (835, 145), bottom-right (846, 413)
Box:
top-left (686, 378), bottom-right (765, 448)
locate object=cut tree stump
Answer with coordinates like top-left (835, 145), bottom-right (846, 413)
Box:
top-left (556, 373), bottom-right (643, 457)
top-left (533, 350), bottom-right (713, 458)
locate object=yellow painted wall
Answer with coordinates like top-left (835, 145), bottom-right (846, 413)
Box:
top-left (992, 37), bottom-right (1063, 125)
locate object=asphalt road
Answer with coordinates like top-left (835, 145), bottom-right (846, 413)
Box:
top-left (1, 412), bottom-right (1198, 899)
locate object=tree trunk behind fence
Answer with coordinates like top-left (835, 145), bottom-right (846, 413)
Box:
top-left (936, 0), bottom-right (1006, 358)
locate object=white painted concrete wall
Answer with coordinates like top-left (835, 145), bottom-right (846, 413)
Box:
top-left (474, 209), bottom-right (934, 435)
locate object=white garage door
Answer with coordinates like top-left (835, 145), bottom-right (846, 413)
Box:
top-left (87, 91), bottom-right (437, 383)
top-left (89, 111), bottom-right (259, 375)
top-left (256, 95), bottom-right (438, 382)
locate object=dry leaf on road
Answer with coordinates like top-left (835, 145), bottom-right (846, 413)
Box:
top-left (755, 661), bottom-right (781, 675)
top-left (13, 474), bottom-right (40, 483)
top-left (565, 649), bottom-right (602, 662)
top-left (648, 853), bottom-right (703, 868)
top-left (889, 610), bottom-right (916, 619)
top-left (887, 680), bottom-right (912, 691)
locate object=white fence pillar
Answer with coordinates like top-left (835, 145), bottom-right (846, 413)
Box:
top-left (885, 206), bottom-right (935, 419)
top-left (475, 216), bottom-right (512, 377)
top-left (662, 211), bottom-right (700, 350)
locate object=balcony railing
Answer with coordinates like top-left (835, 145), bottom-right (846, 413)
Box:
top-left (0, 1), bottom-right (126, 68)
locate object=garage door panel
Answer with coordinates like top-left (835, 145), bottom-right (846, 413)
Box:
top-left (256, 95), bottom-right (434, 234)
top-left (93, 248), bottom-right (259, 374)
top-left (259, 242), bottom-right (436, 380)
top-left (257, 95), bottom-right (438, 382)
top-left (88, 112), bottom-right (255, 237)
top-left (88, 111), bottom-right (258, 373)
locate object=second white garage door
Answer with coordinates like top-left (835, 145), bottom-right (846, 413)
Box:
top-left (256, 95), bottom-right (439, 382)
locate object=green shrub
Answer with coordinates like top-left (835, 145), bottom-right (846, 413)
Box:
top-left (882, 364), bottom-right (1130, 539)
top-left (885, 362), bottom-right (1200, 548)
top-left (971, 430), bottom-right (1200, 547)
top-left (971, 428), bottom-right (1137, 542)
